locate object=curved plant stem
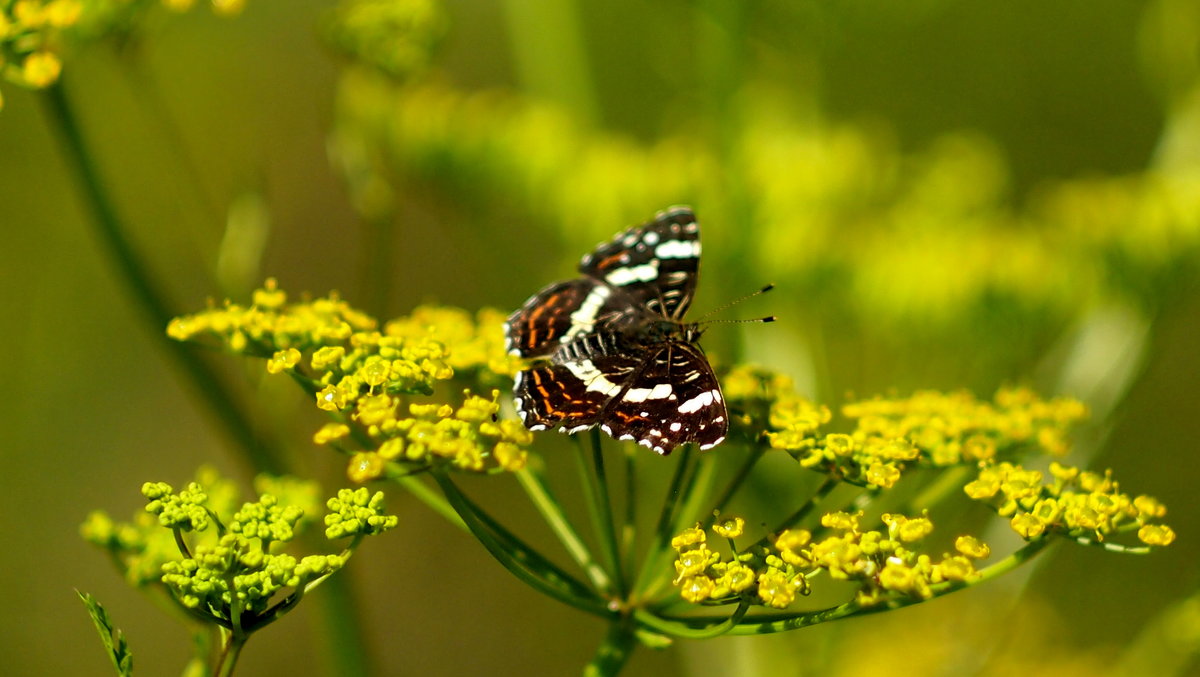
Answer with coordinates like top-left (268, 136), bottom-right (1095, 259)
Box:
top-left (40, 81), bottom-right (288, 476)
top-left (767, 475), bottom-right (837, 535)
top-left (396, 474), bottom-right (467, 531)
top-left (633, 600), bottom-right (750, 639)
top-left (621, 446), bottom-right (638, 582)
top-left (442, 473), bottom-right (600, 601)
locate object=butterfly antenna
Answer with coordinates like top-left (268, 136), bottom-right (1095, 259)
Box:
top-left (694, 283), bottom-right (776, 322)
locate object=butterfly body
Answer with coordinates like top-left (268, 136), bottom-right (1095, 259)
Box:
top-left (505, 206), bottom-right (727, 455)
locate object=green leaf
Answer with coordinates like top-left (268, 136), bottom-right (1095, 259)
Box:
top-left (77, 591), bottom-right (134, 677)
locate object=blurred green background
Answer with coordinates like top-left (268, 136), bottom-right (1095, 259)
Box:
top-left (2, 0), bottom-right (1198, 675)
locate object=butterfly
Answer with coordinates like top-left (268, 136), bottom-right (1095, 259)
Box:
top-left (504, 206), bottom-right (727, 455)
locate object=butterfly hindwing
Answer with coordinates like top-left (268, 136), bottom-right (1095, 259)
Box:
top-left (599, 342), bottom-right (727, 455)
top-left (514, 350), bottom-right (642, 433)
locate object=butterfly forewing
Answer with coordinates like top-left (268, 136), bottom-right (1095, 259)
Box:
top-left (578, 206), bottom-right (700, 319)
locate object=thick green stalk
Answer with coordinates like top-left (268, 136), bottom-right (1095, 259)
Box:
top-left (40, 81), bottom-right (288, 476)
top-left (584, 620), bottom-right (637, 677)
top-left (214, 629), bottom-right (246, 677)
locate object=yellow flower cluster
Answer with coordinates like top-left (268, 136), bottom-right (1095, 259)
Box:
top-left (672, 512), bottom-right (989, 610)
top-left (80, 466), bottom-right (244, 586)
top-left (384, 304), bottom-right (521, 379)
top-left (172, 281), bottom-right (528, 475)
top-left (964, 461), bottom-right (1176, 546)
top-left (720, 364), bottom-right (806, 440)
top-left (0, 0), bottom-right (80, 102)
top-left (334, 389), bottom-right (531, 480)
top-left (1, 0), bottom-right (247, 110)
top-left (767, 385), bottom-right (1088, 489)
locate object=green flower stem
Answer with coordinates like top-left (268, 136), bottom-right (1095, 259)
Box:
top-left (214, 629), bottom-right (246, 677)
top-left (172, 593), bottom-right (231, 630)
top-left (120, 55), bottom-right (224, 234)
top-left (636, 450), bottom-right (721, 604)
top-left (631, 447), bottom-right (695, 595)
top-left (621, 446), bottom-right (638, 582)
top-left (633, 600), bottom-right (750, 639)
top-left (515, 467), bottom-right (613, 592)
top-left (638, 454), bottom-right (721, 603)
top-left (433, 470), bottom-right (611, 617)
top-left (443, 471), bottom-right (601, 602)
top-left (574, 430), bottom-right (625, 595)
top-left (703, 444), bottom-right (768, 526)
top-left (395, 474), bottom-right (467, 532)
top-left (1069, 535), bottom-right (1152, 554)
top-left (40, 80), bottom-right (289, 477)
top-left (584, 620), bottom-right (637, 677)
top-left (172, 527), bottom-right (193, 559)
top-left (249, 540), bottom-right (360, 632)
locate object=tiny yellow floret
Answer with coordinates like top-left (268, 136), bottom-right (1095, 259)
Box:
top-left (1138, 524), bottom-right (1176, 546)
top-left (678, 575), bottom-right (715, 603)
top-left (267, 348), bottom-right (301, 374)
top-left (671, 525), bottom-right (707, 550)
top-left (22, 52), bottom-right (62, 88)
top-left (713, 516), bottom-right (745, 539)
top-left (347, 452), bottom-right (385, 483)
top-left (954, 535), bottom-right (990, 559)
top-left (1010, 513), bottom-right (1046, 540)
top-left (313, 423), bottom-right (350, 445)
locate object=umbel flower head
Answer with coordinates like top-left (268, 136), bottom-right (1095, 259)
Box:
top-left (757, 383), bottom-right (1089, 489)
top-left (83, 467), bottom-right (395, 635)
top-left (965, 460), bottom-right (1176, 546)
top-left (169, 280), bottom-right (527, 478)
top-left (670, 369), bottom-right (1173, 614)
top-left (672, 511), bottom-right (988, 610)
